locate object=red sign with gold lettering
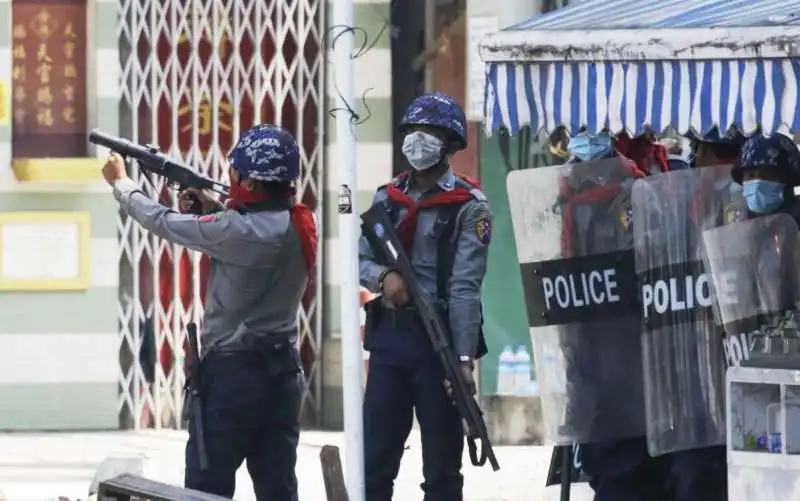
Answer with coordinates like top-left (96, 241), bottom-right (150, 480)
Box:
top-left (12, 1), bottom-right (88, 158)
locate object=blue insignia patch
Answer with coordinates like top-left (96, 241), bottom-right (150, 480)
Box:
top-left (374, 223), bottom-right (385, 238)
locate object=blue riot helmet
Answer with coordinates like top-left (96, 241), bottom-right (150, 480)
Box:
top-left (398, 92), bottom-right (468, 152)
top-left (398, 93), bottom-right (468, 171)
top-left (667, 154), bottom-right (691, 171)
top-left (732, 133), bottom-right (800, 214)
top-left (686, 126), bottom-right (747, 167)
top-left (228, 124), bottom-right (301, 182)
top-left (567, 129), bottom-right (613, 161)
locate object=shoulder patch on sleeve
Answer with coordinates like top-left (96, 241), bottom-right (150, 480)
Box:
top-left (619, 203), bottom-right (633, 231)
top-left (475, 213), bottom-right (492, 245)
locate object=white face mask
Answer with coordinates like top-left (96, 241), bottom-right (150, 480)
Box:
top-left (402, 131), bottom-right (444, 171)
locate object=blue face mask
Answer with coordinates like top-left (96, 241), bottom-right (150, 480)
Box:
top-left (742, 179), bottom-right (785, 214)
top-left (568, 133), bottom-right (613, 161)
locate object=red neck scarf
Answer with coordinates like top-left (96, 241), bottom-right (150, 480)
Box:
top-left (615, 135), bottom-right (670, 174)
top-left (560, 157), bottom-right (644, 257)
top-left (227, 185), bottom-right (318, 297)
top-left (384, 172), bottom-right (479, 254)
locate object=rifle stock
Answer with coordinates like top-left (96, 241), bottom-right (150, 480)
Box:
top-left (360, 204), bottom-right (500, 471)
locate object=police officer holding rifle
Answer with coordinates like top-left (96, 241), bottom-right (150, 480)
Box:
top-left (100, 124), bottom-right (317, 500)
top-left (358, 92), bottom-right (493, 501)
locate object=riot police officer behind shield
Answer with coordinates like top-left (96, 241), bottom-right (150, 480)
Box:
top-left (653, 127), bottom-right (746, 501)
top-left (730, 133), bottom-right (800, 354)
top-left (559, 130), bottom-right (672, 501)
top-left (102, 124), bottom-right (318, 500)
top-left (732, 133), bottom-right (800, 221)
top-left (359, 92), bottom-right (492, 501)
top-left (733, 133), bottom-right (800, 308)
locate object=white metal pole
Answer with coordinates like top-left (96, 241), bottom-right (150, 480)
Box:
top-left (333, 0), bottom-right (365, 499)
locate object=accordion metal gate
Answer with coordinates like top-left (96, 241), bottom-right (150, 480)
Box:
top-left (116, 0), bottom-right (324, 429)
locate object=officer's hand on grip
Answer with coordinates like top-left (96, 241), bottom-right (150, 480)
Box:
top-left (102, 152), bottom-right (128, 186)
top-left (179, 188), bottom-right (221, 215)
top-left (444, 362), bottom-right (476, 399)
top-left (381, 270), bottom-right (409, 306)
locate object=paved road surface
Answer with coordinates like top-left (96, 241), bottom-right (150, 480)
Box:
top-left (0, 430), bottom-right (593, 501)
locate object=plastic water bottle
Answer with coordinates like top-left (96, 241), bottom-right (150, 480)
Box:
top-left (513, 345), bottom-right (533, 395)
top-left (497, 345), bottom-right (516, 395)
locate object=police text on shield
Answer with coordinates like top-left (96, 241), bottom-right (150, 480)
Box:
top-left (641, 271), bottom-right (738, 319)
top-left (542, 269), bottom-right (621, 310)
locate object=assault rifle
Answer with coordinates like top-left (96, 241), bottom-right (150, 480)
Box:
top-left (184, 322), bottom-right (209, 471)
top-left (360, 204), bottom-right (500, 471)
top-left (89, 129), bottom-right (229, 196)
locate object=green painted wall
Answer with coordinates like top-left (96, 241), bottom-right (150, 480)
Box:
top-left (479, 131), bottom-right (531, 394)
top-left (479, 129), bottom-right (560, 394)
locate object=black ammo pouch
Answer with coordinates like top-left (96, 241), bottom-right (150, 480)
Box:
top-left (362, 296), bottom-right (383, 352)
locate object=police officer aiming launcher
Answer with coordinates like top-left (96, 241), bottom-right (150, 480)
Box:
top-left (359, 92), bottom-right (493, 501)
top-left (101, 124), bottom-right (317, 501)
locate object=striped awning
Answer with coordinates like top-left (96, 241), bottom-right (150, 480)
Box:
top-left (481, 0), bottom-right (800, 137)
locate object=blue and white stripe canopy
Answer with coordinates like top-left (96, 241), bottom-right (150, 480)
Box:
top-left (480, 0), bottom-right (800, 137)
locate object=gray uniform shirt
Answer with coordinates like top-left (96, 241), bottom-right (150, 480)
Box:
top-left (114, 178), bottom-right (310, 352)
top-left (358, 169), bottom-right (492, 359)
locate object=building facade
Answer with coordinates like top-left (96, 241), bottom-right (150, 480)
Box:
top-left (0, 0), bottom-right (327, 430)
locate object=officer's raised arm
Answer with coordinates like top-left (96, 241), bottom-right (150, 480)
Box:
top-left (449, 197), bottom-right (492, 360)
top-left (359, 188), bottom-right (390, 293)
top-left (112, 177), bottom-right (251, 264)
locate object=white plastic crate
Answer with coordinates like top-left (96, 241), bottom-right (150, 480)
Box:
top-left (727, 365), bottom-right (800, 500)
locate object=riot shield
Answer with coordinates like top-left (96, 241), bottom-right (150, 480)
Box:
top-left (633, 165), bottom-right (746, 456)
top-left (507, 158), bottom-right (643, 445)
top-left (703, 214), bottom-right (800, 365)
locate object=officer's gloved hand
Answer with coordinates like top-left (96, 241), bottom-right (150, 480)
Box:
top-left (381, 270), bottom-right (409, 306)
top-left (179, 188), bottom-right (222, 215)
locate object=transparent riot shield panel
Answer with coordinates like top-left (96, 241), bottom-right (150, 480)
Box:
top-left (703, 214), bottom-right (800, 363)
top-left (633, 165), bottom-right (746, 457)
top-left (507, 158), bottom-right (644, 445)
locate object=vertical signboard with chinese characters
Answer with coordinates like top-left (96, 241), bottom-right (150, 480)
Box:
top-left (12, 1), bottom-right (88, 158)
